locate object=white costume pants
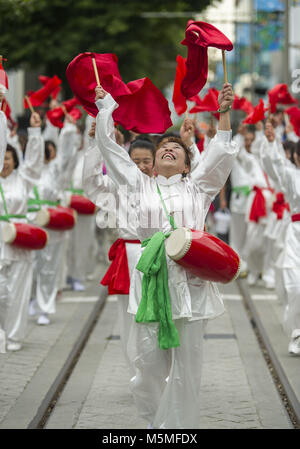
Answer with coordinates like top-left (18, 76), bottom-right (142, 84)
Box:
top-left (0, 260), bottom-right (33, 343)
top-left (242, 222), bottom-right (266, 278)
top-left (67, 214), bottom-right (96, 282)
top-left (229, 212), bottom-right (248, 270)
top-left (117, 294), bottom-right (135, 377)
top-left (34, 231), bottom-right (65, 315)
top-left (127, 318), bottom-right (207, 429)
top-left (282, 268), bottom-right (300, 338)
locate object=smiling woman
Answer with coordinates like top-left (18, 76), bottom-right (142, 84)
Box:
top-left (93, 82), bottom-right (237, 429)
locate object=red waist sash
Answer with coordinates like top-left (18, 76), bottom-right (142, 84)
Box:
top-left (272, 192), bottom-right (290, 220)
top-left (291, 214), bottom-right (300, 222)
top-left (249, 186), bottom-right (267, 222)
top-left (100, 238), bottom-right (141, 295)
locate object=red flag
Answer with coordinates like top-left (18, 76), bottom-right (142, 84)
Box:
top-left (189, 88), bottom-right (219, 113)
top-left (284, 106), bottom-right (300, 137)
top-left (243, 99), bottom-right (266, 124)
top-left (39, 75), bottom-right (61, 99)
top-left (1, 98), bottom-right (17, 127)
top-left (24, 75), bottom-right (62, 108)
top-left (68, 107), bottom-right (82, 122)
top-left (180, 21), bottom-right (233, 99)
top-left (172, 55), bottom-right (188, 115)
top-left (66, 52), bottom-right (172, 133)
top-left (232, 95), bottom-right (254, 115)
top-left (0, 59), bottom-right (8, 91)
top-left (268, 84), bottom-right (298, 114)
top-left (46, 98), bottom-right (81, 128)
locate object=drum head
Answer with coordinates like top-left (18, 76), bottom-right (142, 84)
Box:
top-left (2, 222), bottom-right (16, 243)
top-left (165, 227), bottom-right (192, 261)
top-left (35, 208), bottom-right (50, 226)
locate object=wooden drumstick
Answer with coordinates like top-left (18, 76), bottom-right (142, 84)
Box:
top-left (92, 56), bottom-right (101, 86)
top-left (222, 50), bottom-right (228, 84)
top-left (25, 95), bottom-right (35, 114)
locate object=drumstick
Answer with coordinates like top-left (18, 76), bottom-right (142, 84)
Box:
top-left (222, 50), bottom-right (228, 84)
top-left (92, 56), bottom-right (101, 86)
top-left (25, 95), bottom-right (35, 114)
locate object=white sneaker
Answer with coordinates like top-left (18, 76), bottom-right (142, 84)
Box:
top-left (37, 313), bottom-right (50, 325)
top-left (72, 280), bottom-right (85, 291)
top-left (29, 299), bottom-right (37, 316)
top-left (7, 340), bottom-right (22, 351)
top-left (247, 273), bottom-right (258, 286)
top-left (288, 330), bottom-right (300, 355)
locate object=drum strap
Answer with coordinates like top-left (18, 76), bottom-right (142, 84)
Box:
top-left (0, 183), bottom-right (27, 222)
top-left (65, 181), bottom-right (84, 196)
top-left (156, 184), bottom-right (177, 231)
top-left (27, 186), bottom-right (60, 212)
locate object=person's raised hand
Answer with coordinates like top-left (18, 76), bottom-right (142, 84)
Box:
top-left (218, 83), bottom-right (234, 111)
top-left (180, 118), bottom-right (194, 146)
top-left (95, 86), bottom-right (107, 101)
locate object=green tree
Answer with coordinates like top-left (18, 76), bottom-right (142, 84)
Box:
top-left (0, 0), bottom-right (216, 95)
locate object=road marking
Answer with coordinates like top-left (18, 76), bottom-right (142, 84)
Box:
top-left (60, 296), bottom-right (99, 303)
top-left (107, 295), bottom-right (118, 302)
top-left (221, 293), bottom-right (278, 301)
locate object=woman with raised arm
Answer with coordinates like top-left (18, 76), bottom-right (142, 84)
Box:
top-left (259, 121), bottom-right (300, 356)
top-left (93, 83), bottom-right (237, 429)
top-left (0, 111), bottom-right (44, 352)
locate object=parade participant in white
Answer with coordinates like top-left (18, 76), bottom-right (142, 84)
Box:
top-left (29, 116), bottom-right (78, 325)
top-left (259, 122), bottom-right (300, 355)
top-left (93, 83), bottom-right (237, 429)
top-left (0, 111), bottom-right (44, 352)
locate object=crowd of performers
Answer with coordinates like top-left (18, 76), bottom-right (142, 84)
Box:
top-left (0, 80), bottom-right (299, 429)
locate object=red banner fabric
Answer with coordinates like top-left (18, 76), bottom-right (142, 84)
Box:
top-left (243, 99), bottom-right (266, 124)
top-left (24, 75), bottom-right (62, 108)
top-left (66, 52), bottom-right (172, 133)
top-left (180, 21), bottom-right (233, 99)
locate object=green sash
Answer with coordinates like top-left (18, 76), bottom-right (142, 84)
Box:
top-left (135, 183), bottom-right (180, 350)
top-left (0, 183), bottom-right (27, 222)
top-left (232, 185), bottom-right (251, 196)
top-left (27, 186), bottom-right (60, 212)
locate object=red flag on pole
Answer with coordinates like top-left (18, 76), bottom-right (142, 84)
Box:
top-left (172, 55), bottom-right (188, 115)
top-left (39, 75), bottom-right (61, 99)
top-left (0, 58), bottom-right (8, 92)
top-left (46, 98), bottom-right (81, 128)
top-left (243, 99), bottom-right (266, 124)
top-left (284, 106), bottom-right (300, 137)
top-left (232, 95), bottom-right (254, 115)
top-left (24, 75), bottom-right (62, 108)
top-left (268, 84), bottom-right (298, 114)
top-left (180, 21), bottom-right (233, 99)
top-left (66, 52), bottom-right (172, 133)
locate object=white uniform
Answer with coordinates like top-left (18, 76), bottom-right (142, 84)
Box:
top-left (259, 137), bottom-right (300, 344)
top-left (0, 126), bottom-right (44, 350)
top-left (94, 94), bottom-right (238, 429)
top-left (30, 123), bottom-right (77, 317)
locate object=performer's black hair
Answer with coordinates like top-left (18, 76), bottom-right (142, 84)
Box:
top-left (128, 138), bottom-right (155, 159)
top-left (44, 140), bottom-right (57, 162)
top-left (6, 144), bottom-right (19, 169)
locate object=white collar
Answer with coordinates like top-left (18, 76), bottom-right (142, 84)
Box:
top-left (156, 173), bottom-right (182, 186)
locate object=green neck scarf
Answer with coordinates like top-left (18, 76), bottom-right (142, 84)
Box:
top-left (135, 183), bottom-right (180, 350)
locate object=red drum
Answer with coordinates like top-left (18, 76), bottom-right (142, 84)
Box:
top-left (36, 206), bottom-right (77, 231)
top-left (68, 195), bottom-right (96, 215)
top-left (2, 222), bottom-right (48, 250)
top-left (165, 228), bottom-right (240, 284)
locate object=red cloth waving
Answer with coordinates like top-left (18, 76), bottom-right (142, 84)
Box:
top-left (47, 97), bottom-right (81, 128)
top-left (284, 106), bottom-right (300, 137)
top-left (1, 98), bottom-right (17, 127)
top-left (189, 88), bottom-right (220, 120)
top-left (24, 75), bottom-right (62, 108)
top-left (172, 55), bottom-right (188, 115)
top-left (39, 75), bottom-right (61, 100)
top-left (268, 84), bottom-right (298, 114)
top-left (232, 95), bottom-right (254, 115)
top-left (0, 59), bottom-right (8, 91)
top-left (180, 21), bottom-right (233, 98)
top-left (243, 99), bottom-right (266, 124)
top-left (66, 52), bottom-right (172, 133)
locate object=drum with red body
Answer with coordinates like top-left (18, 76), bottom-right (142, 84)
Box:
top-left (165, 227), bottom-right (240, 284)
top-left (68, 195), bottom-right (96, 215)
top-left (2, 222), bottom-right (48, 250)
top-left (36, 206), bottom-right (77, 231)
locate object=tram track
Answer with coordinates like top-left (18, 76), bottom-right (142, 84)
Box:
top-left (236, 278), bottom-right (300, 429)
top-left (24, 277), bottom-right (299, 430)
top-left (27, 289), bottom-right (107, 429)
